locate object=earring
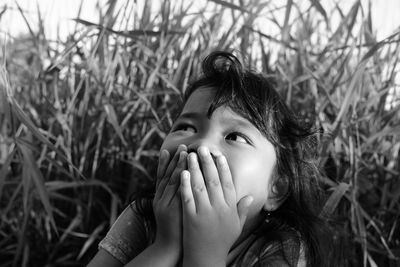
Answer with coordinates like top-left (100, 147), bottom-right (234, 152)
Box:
top-left (265, 211), bottom-right (271, 223)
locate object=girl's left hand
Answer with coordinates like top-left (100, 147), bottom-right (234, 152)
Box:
top-left (180, 147), bottom-right (253, 266)
top-left (152, 145), bottom-right (188, 258)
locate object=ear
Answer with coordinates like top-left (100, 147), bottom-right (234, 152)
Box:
top-left (263, 178), bottom-right (288, 212)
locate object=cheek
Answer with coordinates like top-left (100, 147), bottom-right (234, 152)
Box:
top-left (160, 135), bottom-right (176, 154)
top-left (160, 134), bottom-right (187, 155)
top-left (227, 152), bottom-right (276, 201)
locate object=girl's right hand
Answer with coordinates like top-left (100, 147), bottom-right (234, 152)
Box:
top-left (152, 144), bottom-right (188, 256)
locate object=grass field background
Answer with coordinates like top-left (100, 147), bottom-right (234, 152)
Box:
top-left (0, 0), bottom-right (399, 266)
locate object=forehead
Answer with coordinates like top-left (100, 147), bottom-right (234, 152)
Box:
top-left (182, 87), bottom-right (215, 114)
top-left (181, 87), bottom-right (254, 128)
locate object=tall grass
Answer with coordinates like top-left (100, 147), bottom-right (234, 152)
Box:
top-left (0, 0), bottom-right (399, 266)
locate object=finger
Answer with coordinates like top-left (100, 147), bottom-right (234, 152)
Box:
top-left (237, 196), bottom-right (253, 228)
top-left (164, 144), bottom-right (187, 179)
top-left (187, 152), bottom-right (210, 210)
top-left (216, 155), bottom-right (236, 206)
top-left (156, 149), bottom-right (170, 188)
top-left (162, 151), bottom-right (188, 205)
top-left (197, 146), bottom-right (224, 205)
top-left (180, 170), bottom-right (196, 216)
top-left (168, 151), bottom-right (188, 185)
top-left (155, 145), bottom-right (187, 200)
top-left (154, 172), bottom-right (169, 201)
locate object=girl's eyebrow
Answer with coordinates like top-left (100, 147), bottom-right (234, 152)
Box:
top-left (178, 112), bottom-right (203, 120)
top-left (179, 111), bottom-right (255, 130)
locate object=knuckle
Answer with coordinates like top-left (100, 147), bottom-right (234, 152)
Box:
top-left (220, 163), bottom-right (230, 172)
top-left (182, 196), bottom-right (192, 204)
top-left (222, 180), bottom-right (234, 189)
top-left (207, 178), bottom-right (220, 187)
top-left (193, 185), bottom-right (206, 193)
top-left (203, 155), bottom-right (213, 164)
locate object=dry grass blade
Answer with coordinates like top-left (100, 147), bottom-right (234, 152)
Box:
top-left (0, 149), bottom-right (16, 201)
top-left (247, 26), bottom-right (297, 51)
top-left (364, 125), bottom-right (400, 146)
top-left (0, 5), bottom-right (7, 20)
top-left (330, 1), bottom-right (360, 43)
top-left (208, 0), bottom-right (251, 14)
top-left (73, 18), bottom-right (185, 37)
top-left (330, 61), bottom-right (366, 133)
top-left (1, 0), bottom-right (399, 265)
top-left (361, 31), bottom-right (400, 63)
top-left (2, 182), bottom-right (22, 220)
top-left (321, 182), bottom-right (350, 217)
top-left (10, 98), bottom-right (85, 179)
top-left (10, 100), bottom-right (59, 151)
top-left (355, 202), bottom-right (368, 266)
top-left (14, 203), bottom-right (30, 267)
top-left (18, 141), bottom-right (56, 229)
top-left (51, 27), bottom-right (93, 70)
top-left (77, 222), bottom-right (107, 260)
top-left (282, 0), bottom-right (293, 42)
top-left (125, 158), bottom-right (152, 181)
top-left (308, 0), bottom-right (328, 27)
top-left (58, 206), bottom-right (83, 243)
top-left (45, 180), bottom-right (114, 195)
top-left (367, 254), bottom-right (378, 267)
top-left (14, 1), bottom-right (36, 44)
top-left (104, 104), bottom-right (128, 146)
top-left (0, 62), bottom-right (12, 121)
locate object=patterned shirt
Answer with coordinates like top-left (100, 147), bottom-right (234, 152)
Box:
top-left (99, 202), bottom-right (306, 266)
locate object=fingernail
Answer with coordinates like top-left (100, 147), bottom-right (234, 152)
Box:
top-left (211, 150), bottom-right (222, 157)
top-left (217, 155), bottom-right (226, 165)
top-left (188, 152), bottom-right (197, 162)
top-left (179, 151), bottom-right (186, 163)
top-left (180, 170), bottom-right (190, 186)
top-left (198, 146), bottom-right (209, 157)
top-left (182, 170), bottom-right (190, 180)
top-left (211, 151), bottom-right (221, 163)
top-left (248, 196), bottom-right (254, 204)
top-left (177, 144), bottom-right (187, 153)
top-left (160, 149), bottom-right (169, 160)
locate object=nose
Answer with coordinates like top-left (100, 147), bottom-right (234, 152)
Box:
top-left (187, 138), bottom-right (222, 157)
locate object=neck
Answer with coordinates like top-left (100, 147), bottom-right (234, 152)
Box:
top-left (226, 215), bottom-right (264, 265)
top-left (231, 214), bottom-right (265, 251)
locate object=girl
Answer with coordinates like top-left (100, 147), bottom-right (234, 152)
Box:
top-left (87, 51), bottom-right (331, 267)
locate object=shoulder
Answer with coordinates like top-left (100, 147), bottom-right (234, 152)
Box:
top-left (236, 226), bottom-right (306, 267)
top-left (262, 227), bottom-right (302, 255)
top-left (98, 200), bottom-right (154, 264)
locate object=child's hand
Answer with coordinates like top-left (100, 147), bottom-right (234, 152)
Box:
top-left (180, 147), bottom-right (253, 266)
top-left (153, 144), bottom-right (188, 256)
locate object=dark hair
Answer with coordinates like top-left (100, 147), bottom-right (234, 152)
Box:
top-left (186, 51), bottom-right (330, 266)
top-left (138, 51), bottom-right (333, 266)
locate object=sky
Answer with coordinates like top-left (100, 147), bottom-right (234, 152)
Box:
top-left (0, 0), bottom-right (399, 108)
top-left (1, 0), bottom-right (400, 41)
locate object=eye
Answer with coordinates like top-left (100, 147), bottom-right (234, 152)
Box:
top-left (173, 124), bottom-right (196, 133)
top-left (225, 132), bottom-right (249, 144)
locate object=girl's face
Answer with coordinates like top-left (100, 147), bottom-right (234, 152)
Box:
top-left (160, 87), bottom-right (277, 228)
